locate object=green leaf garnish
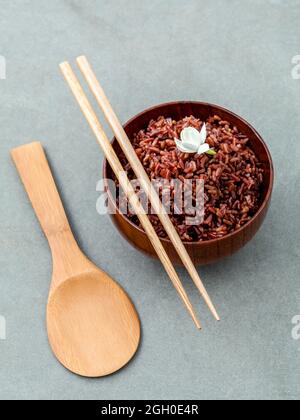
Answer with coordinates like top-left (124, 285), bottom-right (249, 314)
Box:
top-left (206, 149), bottom-right (217, 156)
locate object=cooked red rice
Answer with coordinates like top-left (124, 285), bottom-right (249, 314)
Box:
top-left (115, 115), bottom-right (264, 242)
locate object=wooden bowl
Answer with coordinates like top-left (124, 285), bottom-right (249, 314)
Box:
top-left (103, 102), bottom-right (274, 265)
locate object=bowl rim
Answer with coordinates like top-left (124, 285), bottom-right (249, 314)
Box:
top-left (103, 101), bottom-right (274, 247)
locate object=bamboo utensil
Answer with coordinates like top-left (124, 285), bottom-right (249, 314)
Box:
top-left (75, 56), bottom-right (219, 321)
top-left (60, 62), bottom-right (201, 329)
top-left (11, 142), bottom-right (141, 377)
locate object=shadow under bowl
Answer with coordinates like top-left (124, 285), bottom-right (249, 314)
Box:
top-left (103, 101), bottom-right (274, 266)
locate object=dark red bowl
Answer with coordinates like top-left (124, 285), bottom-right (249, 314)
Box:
top-left (103, 101), bottom-right (274, 265)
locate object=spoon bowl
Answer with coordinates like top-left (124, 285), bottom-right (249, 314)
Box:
top-left (47, 270), bottom-right (140, 377)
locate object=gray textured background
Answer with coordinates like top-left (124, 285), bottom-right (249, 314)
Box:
top-left (1, 0), bottom-right (300, 400)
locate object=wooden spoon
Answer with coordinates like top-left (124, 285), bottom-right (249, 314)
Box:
top-left (11, 142), bottom-right (141, 377)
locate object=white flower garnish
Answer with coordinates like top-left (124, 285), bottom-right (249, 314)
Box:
top-left (175, 125), bottom-right (216, 155)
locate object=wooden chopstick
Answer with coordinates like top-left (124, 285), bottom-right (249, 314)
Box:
top-left (76, 56), bottom-right (220, 321)
top-left (60, 61), bottom-right (201, 329)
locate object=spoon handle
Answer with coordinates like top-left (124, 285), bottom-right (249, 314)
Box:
top-left (11, 142), bottom-right (71, 238)
top-left (11, 142), bottom-right (84, 285)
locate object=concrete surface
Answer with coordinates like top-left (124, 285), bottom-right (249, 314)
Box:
top-left (1, 0), bottom-right (300, 400)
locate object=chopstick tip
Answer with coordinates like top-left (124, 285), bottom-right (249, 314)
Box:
top-left (213, 310), bottom-right (221, 322)
top-left (76, 55), bottom-right (87, 64)
top-left (194, 318), bottom-right (202, 330)
top-left (59, 61), bottom-right (69, 70)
